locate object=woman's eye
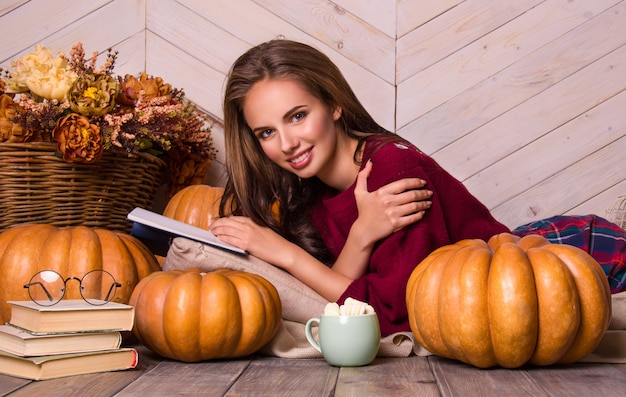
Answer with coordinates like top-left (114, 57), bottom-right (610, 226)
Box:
top-left (256, 129), bottom-right (274, 139)
top-left (292, 112), bottom-right (305, 122)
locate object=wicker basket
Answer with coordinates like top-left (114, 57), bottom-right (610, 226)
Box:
top-left (0, 142), bottom-right (166, 233)
top-left (606, 195), bottom-right (626, 229)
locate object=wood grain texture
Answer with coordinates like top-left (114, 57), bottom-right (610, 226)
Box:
top-left (466, 89), bottom-right (626, 211)
top-left (336, 357), bottom-right (439, 397)
top-left (396, 0), bottom-right (544, 82)
top-left (0, 1), bottom-right (145, 67)
top-left (332, 0), bottom-right (396, 38)
top-left (401, 2), bottom-right (626, 155)
top-left (519, 362), bottom-right (626, 396)
top-left (119, 351), bottom-right (251, 396)
top-left (397, 0), bottom-right (619, 128)
top-left (225, 357), bottom-right (338, 396)
top-left (1, 342), bottom-right (626, 396)
top-left (256, 0), bottom-right (396, 83)
top-left (0, 0), bottom-right (110, 59)
top-left (432, 35), bottom-right (626, 182)
top-left (0, 0), bottom-right (28, 17)
top-left (430, 356), bottom-right (548, 396)
top-left (397, 0), bottom-right (463, 36)
top-left (492, 135), bottom-right (626, 226)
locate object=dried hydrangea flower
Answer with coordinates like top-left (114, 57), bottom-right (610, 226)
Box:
top-left (53, 113), bottom-right (103, 163)
top-left (67, 72), bottom-right (118, 116)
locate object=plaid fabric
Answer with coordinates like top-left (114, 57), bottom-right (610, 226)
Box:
top-left (513, 215), bottom-right (626, 294)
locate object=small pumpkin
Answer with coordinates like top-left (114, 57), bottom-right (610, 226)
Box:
top-left (0, 223), bottom-right (161, 323)
top-left (406, 233), bottom-right (611, 368)
top-left (163, 185), bottom-right (225, 229)
top-left (129, 268), bottom-right (282, 362)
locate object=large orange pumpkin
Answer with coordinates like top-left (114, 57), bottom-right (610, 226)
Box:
top-left (129, 268), bottom-right (282, 362)
top-left (406, 233), bottom-right (611, 368)
top-left (0, 223), bottom-right (161, 323)
top-left (163, 185), bottom-right (225, 229)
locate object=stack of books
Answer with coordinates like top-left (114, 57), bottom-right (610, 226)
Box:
top-left (0, 299), bottom-right (137, 380)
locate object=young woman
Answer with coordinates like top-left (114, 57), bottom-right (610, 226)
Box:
top-left (209, 39), bottom-right (512, 336)
top-left (210, 39), bottom-right (626, 336)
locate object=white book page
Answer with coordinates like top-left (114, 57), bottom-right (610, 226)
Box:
top-left (127, 208), bottom-right (247, 255)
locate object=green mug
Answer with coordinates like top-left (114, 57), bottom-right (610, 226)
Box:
top-left (305, 313), bottom-right (380, 367)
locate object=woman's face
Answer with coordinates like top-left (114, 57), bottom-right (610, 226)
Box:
top-left (243, 78), bottom-right (349, 184)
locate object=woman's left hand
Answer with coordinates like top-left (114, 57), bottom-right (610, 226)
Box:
top-left (352, 160), bottom-right (432, 245)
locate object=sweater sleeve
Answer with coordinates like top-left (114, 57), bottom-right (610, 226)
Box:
top-left (338, 142), bottom-right (509, 336)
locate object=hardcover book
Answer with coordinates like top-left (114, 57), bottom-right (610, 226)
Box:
top-left (0, 347), bottom-right (138, 380)
top-left (7, 300), bottom-right (134, 334)
top-left (127, 207), bottom-right (246, 256)
top-left (0, 324), bottom-right (122, 357)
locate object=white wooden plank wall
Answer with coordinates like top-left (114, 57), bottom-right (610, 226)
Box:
top-left (1, 0), bottom-right (624, 230)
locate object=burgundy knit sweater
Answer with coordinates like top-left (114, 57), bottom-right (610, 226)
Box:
top-left (311, 136), bottom-right (509, 336)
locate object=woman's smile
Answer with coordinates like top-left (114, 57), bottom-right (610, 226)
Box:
top-left (288, 148), bottom-right (313, 169)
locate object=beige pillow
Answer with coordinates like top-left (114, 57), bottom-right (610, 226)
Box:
top-left (581, 291), bottom-right (626, 363)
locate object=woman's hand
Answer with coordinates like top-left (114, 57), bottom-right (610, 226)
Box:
top-left (352, 160), bottom-right (432, 245)
top-left (331, 160), bottom-right (432, 280)
top-left (210, 215), bottom-right (354, 301)
top-left (210, 216), bottom-right (291, 265)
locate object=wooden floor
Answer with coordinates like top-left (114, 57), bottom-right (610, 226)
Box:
top-left (2, 342), bottom-right (626, 396)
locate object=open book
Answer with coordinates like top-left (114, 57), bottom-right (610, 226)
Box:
top-left (127, 207), bottom-right (247, 256)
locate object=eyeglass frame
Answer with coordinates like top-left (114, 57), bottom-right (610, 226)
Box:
top-left (23, 269), bottom-right (122, 306)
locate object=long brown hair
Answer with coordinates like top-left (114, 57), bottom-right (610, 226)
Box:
top-left (221, 39), bottom-right (395, 261)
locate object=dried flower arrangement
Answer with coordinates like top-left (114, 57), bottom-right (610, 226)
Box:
top-left (0, 42), bottom-right (216, 196)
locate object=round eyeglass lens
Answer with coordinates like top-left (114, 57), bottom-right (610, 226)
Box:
top-left (80, 270), bottom-right (119, 305)
top-left (27, 270), bottom-right (65, 306)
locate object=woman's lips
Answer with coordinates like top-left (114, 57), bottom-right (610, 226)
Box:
top-left (288, 148), bottom-right (312, 169)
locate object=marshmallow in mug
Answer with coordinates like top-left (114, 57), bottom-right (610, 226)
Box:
top-left (324, 297), bottom-right (375, 316)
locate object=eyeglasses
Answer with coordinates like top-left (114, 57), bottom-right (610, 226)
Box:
top-left (24, 270), bottom-right (122, 306)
